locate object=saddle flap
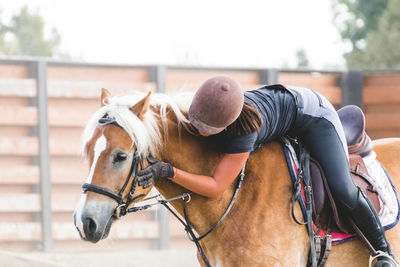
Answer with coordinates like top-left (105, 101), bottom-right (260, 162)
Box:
top-left (310, 158), bottom-right (350, 233)
top-left (310, 160), bottom-right (325, 215)
top-left (349, 154), bottom-right (381, 212)
top-left (310, 155), bottom-right (381, 234)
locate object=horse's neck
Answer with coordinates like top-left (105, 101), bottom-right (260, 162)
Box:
top-left (154, 120), bottom-right (233, 234)
top-left (152, 114), bottom-right (306, 264)
top-left (152, 111), bottom-right (291, 233)
top-left (150, 105), bottom-right (308, 266)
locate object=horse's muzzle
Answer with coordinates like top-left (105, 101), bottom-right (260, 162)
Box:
top-left (74, 199), bottom-right (116, 243)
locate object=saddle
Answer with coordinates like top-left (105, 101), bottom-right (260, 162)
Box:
top-left (310, 105), bottom-right (380, 234)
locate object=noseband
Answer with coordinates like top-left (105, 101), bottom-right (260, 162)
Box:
top-left (81, 117), bottom-right (146, 218)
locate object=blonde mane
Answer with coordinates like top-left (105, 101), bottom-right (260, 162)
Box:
top-left (82, 91), bottom-right (194, 157)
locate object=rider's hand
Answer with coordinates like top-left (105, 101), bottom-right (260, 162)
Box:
top-left (137, 157), bottom-right (174, 189)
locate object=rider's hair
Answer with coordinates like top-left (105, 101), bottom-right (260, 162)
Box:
top-left (226, 102), bottom-right (263, 137)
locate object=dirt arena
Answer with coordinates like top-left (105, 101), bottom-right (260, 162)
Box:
top-left (0, 249), bottom-right (198, 267)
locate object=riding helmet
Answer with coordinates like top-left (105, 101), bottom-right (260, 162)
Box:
top-left (188, 76), bottom-right (244, 135)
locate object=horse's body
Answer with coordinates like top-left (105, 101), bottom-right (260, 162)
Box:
top-left (74, 91), bottom-right (400, 267)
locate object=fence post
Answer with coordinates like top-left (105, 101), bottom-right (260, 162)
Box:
top-left (258, 68), bottom-right (279, 85)
top-left (148, 65), bottom-right (170, 249)
top-left (36, 60), bottom-right (53, 251)
top-left (340, 70), bottom-right (363, 108)
top-left (157, 207), bottom-right (170, 249)
top-left (149, 65), bottom-right (167, 94)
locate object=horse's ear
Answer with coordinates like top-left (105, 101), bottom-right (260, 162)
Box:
top-left (101, 88), bottom-right (111, 106)
top-left (130, 91), bottom-right (152, 120)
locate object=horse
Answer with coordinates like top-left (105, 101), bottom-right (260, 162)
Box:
top-left (74, 89), bottom-right (400, 266)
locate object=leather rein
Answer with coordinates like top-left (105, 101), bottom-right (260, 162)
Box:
top-left (81, 117), bottom-right (246, 267)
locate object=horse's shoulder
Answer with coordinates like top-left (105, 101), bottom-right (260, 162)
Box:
top-left (251, 141), bottom-right (284, 159)
top-left (246, 141), bottom-right (287, 172)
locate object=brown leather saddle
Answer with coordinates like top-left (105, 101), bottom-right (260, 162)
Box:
top-left (310, 105), bottom-right (381, 234)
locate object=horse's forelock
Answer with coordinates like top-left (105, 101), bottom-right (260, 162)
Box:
top-left (82, 92), bottom-right (193, 157)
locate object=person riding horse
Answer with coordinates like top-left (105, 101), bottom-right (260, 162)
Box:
top-left (137, 76), bottom-right (396, 266)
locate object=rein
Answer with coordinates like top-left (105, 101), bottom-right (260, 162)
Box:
top-left (82, 157), bottom-right (245, 267)
top-left (128, 166), bottom-right (246, 267)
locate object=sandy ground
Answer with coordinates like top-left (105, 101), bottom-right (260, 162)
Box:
top-left (0, 249), bottom-right (199, 267)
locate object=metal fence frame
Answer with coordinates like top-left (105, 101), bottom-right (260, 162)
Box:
top-left (0, 57), bottom-right (390, 251)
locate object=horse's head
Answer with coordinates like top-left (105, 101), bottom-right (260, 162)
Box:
top-left (74, 89), bottom-right (156, 243)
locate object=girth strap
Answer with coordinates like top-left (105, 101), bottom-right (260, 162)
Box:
top-left (294, 141), bottom-right (317, 267)
top-left (286, 137), bottom-right (331, 267)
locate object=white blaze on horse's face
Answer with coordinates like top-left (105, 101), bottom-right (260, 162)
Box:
top-left (87, 135), bottom-right (107, 183)
top-left (74, 135), bottom-right (107, 238)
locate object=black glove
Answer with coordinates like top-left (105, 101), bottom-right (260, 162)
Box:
top-left (137, 157), bottom-right (174, 189)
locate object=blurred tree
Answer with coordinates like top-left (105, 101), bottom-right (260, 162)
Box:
top-left (332, 0), bottom-right (392, 68)
top-left (333, 0), bottom-right (388, 51)
top-left (0, 5), bottom-right (67, 58)
top-left (296, 49), bottom-right (309, 69)
top-left (346, 0), bottom-right (400, 68)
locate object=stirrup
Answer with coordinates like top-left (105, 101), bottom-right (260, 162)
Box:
top-left (369, 251), bottom-right (400, 267)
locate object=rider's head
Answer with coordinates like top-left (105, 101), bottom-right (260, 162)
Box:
top-left (188, 76), bottom-right (262, 137)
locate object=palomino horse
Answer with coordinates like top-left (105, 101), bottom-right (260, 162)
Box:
top-left (74, 89), bottom-right (400, 266)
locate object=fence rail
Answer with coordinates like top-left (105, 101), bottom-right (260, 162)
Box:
top-left (0, 57), bottom-right (399, 251)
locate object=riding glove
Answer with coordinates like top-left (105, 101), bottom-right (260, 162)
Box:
top-left (137, 157), bottom-right (174, 188)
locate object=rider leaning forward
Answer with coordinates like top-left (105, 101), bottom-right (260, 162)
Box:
top-left (137, 76), bottom-right (396, 266)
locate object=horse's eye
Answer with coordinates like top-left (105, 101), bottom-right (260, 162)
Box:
top-left (114, 152), bottom-right (127, 162)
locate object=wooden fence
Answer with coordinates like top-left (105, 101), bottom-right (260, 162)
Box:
top-left (0, 58), bottom-right (399, 252)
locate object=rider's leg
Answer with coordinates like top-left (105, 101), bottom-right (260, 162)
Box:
top-left (297, 115), bottom-right (394, 262)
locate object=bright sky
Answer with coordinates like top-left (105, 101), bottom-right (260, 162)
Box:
top-left (0, 0), bottom-right (346, 70)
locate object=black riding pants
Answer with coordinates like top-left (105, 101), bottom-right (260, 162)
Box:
top-left (296, 115), bottom-right (359, 210)
top-left (284, 86), bottom-right (360, 211)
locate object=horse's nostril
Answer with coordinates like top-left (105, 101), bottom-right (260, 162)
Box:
top-left (83, 216), bottom-right (98, 237)
top-left (88, 218), bottom-right (97, 233)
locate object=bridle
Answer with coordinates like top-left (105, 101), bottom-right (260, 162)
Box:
top-left (82, 150), bottom-right (146, 218)
top-left (81, 117), bottom-right (146, 218)
top-left (80, 116), bottom-right (246, 267)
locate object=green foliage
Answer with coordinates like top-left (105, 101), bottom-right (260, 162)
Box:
top-left (296, 49), bottom-right (309, 69)
top-left (347, 0), bottom-right (400, 68)
top-left (334, 0), bottom-right (388, 51)
top-left (334, 0), bottom-right (400, 68)
top-left (0, 5), bottom-right (66, 58)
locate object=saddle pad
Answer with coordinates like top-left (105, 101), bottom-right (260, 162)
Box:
top-left (281, 141), bottom-right (400, 245)
top-left (363, 151), bottom-right (400, 226)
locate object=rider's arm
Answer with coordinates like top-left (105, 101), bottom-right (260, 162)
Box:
top-left (170, 152), bottom-right (249, 199)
